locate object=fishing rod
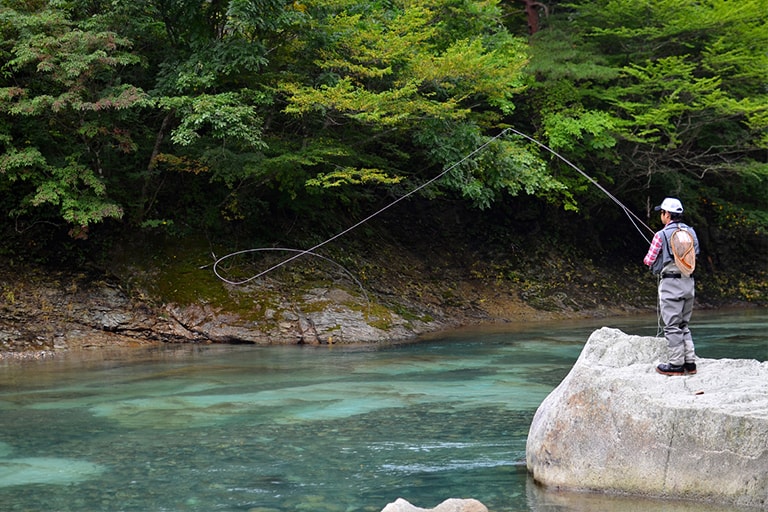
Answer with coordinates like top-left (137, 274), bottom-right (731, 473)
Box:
top-left (506, 128), bottom-right (654, 245)
top-left (212, 128), bottom-right (654, 285)
top-left (505, 129), bottom-right (666, 336)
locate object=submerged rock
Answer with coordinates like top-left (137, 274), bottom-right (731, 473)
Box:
top-left (526, 327), bottom-right (768, 510)
top-left (380, 497), bottom-right (488, 512)
top-left (0, 456), bottom-right (104, 487)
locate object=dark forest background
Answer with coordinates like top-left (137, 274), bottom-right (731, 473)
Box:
top-left (1, 0), bottom-right (766, 306)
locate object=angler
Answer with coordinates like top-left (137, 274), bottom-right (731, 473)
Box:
top-left (644, 197), bottom-right (700, 376)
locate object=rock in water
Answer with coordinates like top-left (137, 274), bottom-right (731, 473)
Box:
top-left (526, 327), bottom-right (768, 510)
top-left (380, 497), bottom-right (488, 512)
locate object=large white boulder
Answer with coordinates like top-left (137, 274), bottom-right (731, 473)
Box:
top-left (526, 327), bottom-right (768, 510)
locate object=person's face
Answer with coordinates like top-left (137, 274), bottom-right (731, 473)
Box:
top-left (660, 210), bottom-right (671, 225)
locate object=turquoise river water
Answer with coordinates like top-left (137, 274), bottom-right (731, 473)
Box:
top-left (0, 309), bottom-right (766, 512)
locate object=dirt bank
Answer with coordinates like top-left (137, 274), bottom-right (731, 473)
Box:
top-left (0, 246), bottom-right (650, 362)
top-left (2, 205), bottom-right (762, 361)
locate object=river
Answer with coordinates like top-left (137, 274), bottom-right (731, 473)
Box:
top-left (0, 309), bottom-right (765, 512)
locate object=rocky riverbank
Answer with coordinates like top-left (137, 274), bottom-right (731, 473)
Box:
top-left (1, 218), bottom-right (762, 361)
top-left (0, 255), bottom-right (643, 361)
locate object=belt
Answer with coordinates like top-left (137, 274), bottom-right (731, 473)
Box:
top-left (661, 273), bottom-right (692, 279)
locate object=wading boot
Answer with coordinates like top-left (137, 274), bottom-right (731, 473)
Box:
top-left (656, 363), bottom-right (685, 376)
top-left (683, 362), bottom-right (697, 375)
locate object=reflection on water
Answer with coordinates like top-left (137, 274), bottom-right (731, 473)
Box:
top-left (0, 310), bottom-right (765, 512)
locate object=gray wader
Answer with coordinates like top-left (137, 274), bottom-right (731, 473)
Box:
top-left (659, 275), bottom-right (696, 365)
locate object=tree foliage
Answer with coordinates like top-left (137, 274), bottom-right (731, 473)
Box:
top-left (522, 0), bottom-right (768, 256)
top-left (0, 5), bottom-right (144, 230)
top-left (1, 0), bottom-right (567, 237)
top-left (0, 0), bottom-right (765, 273)
top-left (273, 0), bottom-right (565, 209)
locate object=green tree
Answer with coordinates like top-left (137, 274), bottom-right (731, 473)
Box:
top-left (106, 0), bottom-right (296, 227)
top-left (1, 0), bottom-right (575, 242)
top-left (0, 5), bottom-right (144, 235)
top-left (520, 0), bottom-right (768, 257)
top-left (0, 0), bottom-right (294, 234)
top-left (266, 0), bottom-right (569, 212)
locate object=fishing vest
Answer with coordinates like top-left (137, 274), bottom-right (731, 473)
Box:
top-left (650, 222), bottom-right (699, 276)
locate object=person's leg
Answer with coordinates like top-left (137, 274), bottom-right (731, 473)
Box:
top-left (660, 280), bottom-right (686, 365)
top-left (682, 304), bottom-right (695, 360)
top-left (680, 280), bottom-right (696, 364)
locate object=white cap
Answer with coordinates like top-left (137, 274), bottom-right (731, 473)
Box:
top-left (654, 197), bottom-right (684, 214)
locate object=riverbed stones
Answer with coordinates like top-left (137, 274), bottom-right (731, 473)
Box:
top-left (526, 327), bottom-right (768, 509)
top-left (380, 498), bottom-right (488, 512)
